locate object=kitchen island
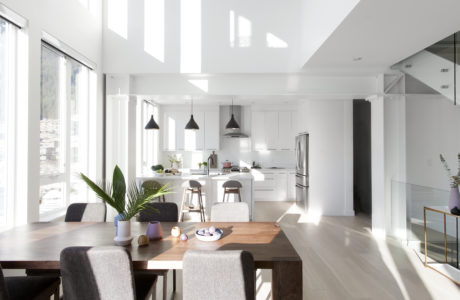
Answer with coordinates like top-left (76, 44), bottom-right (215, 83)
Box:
top-left (136, 172), bottom-right (254, 220)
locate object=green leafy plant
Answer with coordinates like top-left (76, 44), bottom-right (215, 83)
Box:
top-left (440, 154), bottom-right (460, 188)
top-left (80, 165), bottom-right (171, 221)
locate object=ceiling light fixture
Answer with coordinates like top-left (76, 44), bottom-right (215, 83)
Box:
top-left (144, 100), bottom-right (160, 130)
top-left (225, 97), bottom-right (240, 129)
top-left (185, 98), bottom-right (199, 130)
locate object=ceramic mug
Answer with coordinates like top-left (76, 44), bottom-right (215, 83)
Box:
top-left (146, 221), bottom-right (163, 240)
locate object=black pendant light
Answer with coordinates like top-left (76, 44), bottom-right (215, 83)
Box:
top-left (225, 98), bottom-right (240, 129)
top-left (185, 99), bottom-right (199, 130)
top-left (145, 115), bottom-right (160, 130)
top-left (144, 100), bottom-right (160, 130)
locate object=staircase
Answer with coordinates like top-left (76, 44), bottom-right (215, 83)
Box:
top-left (392, 33), bottom-right (458, 103)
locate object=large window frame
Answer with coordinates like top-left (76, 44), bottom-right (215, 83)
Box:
top-left (39, 41), bottom-right (95, 220)
top-left (0, 16), bottom-right (19, 230)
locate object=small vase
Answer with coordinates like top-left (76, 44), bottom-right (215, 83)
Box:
top-left (114, 213), bottom-right (123, 235)
top-left (449, 186), bottom-right (460, 210)
top-left (146, 221), bottom-right (163, 240)
top-left (117, 220), bottom-right (131, 239)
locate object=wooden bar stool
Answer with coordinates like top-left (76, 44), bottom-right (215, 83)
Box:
top-left (180, 180), bottom-right (206, 222)
top-left (222, 180), bottom-right (242, 202)
top-left (141, 180), bottom-right (166, 202)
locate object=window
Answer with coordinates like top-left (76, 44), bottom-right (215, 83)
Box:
top-left (0, 17), bottom-right (18, 228)
top-left (136, 99), bottom-right (159, 175)
top-left (39, 43), bottom-right (92, 218)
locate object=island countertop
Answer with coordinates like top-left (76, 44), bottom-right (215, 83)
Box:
top-left (137, 172), bottom-right (253, 181)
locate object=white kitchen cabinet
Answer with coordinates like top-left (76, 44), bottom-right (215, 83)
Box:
top-left (251, 111), bottom-right (296, 151)
top-left (275, 172), bottom-right (288, 200)
top-left (278, 112), bottom-right (293, 151)
top-left (204, 110), bottom-right (220, 150)
top-left (252, 112), bottom-right (266, 151)
top-left (163, 108), bottom-right (219, 151)
top-left (184, 112), bottom-right (204, 151)
top-left (264, 112), bottom-right (278, 151)
top-left (287, 171), bottom-right (296, 200)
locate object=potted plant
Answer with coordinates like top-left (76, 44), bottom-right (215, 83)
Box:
top-left (440, 154), bottom-right (460, 211)
top-left (80, 165), bottom-right (170, 242)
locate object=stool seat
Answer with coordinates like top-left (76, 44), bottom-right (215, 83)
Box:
top-left (222, 180), bottom-right (242, 202)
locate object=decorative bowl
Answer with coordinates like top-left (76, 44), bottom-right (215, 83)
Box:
top-left (195, 228), bottom-right (223, 242)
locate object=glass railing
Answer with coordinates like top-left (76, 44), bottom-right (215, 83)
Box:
top-left (392, 181), bottom-right (459, 268)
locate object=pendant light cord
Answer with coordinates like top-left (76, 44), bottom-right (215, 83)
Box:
top-left (455, 33), bottom-right (457, 105)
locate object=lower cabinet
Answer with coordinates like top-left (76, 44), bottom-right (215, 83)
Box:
top-left (253, 170), bottom-right (295, 201)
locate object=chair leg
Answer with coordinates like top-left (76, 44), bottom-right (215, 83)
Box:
top-left (162, 272), bottom-right (167, 300)
top-left (173, 269), bottom-right (176, 292)
top-left (53, 286), bottom-right (60, 300)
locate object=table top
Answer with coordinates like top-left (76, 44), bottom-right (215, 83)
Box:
top-left (0, 222), bottom-right (300, 270)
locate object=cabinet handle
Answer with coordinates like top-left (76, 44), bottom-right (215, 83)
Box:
top-left (255, 188), bottom-right (275, 191)
top-left (280, 149), bottom-right (290, 150)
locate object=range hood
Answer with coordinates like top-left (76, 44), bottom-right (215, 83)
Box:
top-left (223, 105), bottom-right (249, 138)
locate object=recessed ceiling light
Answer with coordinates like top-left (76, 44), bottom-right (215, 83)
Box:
top-left (353, 57), bottom-right (363, 61)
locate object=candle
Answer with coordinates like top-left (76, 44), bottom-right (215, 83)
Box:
top-left (171, 226), bottom-right (181, 237)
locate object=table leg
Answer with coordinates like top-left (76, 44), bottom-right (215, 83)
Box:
top-left (444, 214), bottom-right (447, 263)
top-left (272, 261), bottom-right (302, 300)
top-left (424, 208), bottom-right (427, 266)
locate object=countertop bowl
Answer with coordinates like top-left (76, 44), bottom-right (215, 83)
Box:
top-left (195, 228), bottom-right (223, 242)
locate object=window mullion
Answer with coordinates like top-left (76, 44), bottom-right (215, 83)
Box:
top-left (64, 58), bottom-right (71, 207)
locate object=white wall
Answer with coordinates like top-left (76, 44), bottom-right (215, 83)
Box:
top-left (103, 0), bottom-right (303, 73)
top-left (300, 0), bottom-right (360, 65)
top-left (1, 0), bottom-right (103, 223)
top-left (297, 99), bottom-right (354, 216)
top-left (406, 95), bottom-right (460, 190)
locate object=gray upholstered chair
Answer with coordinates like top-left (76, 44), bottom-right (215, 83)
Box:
top-left (222, 180), bottom-right (243, 202)
top-left (60, 246), bottom-right (156, 300)
top-left (64, 203), bottom-right (107, 222)
top-left (210, 202), bottom-right (250, 222)
top-left (138, 202), bottom-right (178, 300)
top-left (141, 180), bottom-right (166, 202)
top-left (138, 202), bottom-right (178, 222)
top-left (183, 250), bottom-right (255, 300)
top-left (0, 264), bottom-right (60, 300)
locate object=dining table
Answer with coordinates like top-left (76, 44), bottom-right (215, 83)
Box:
top-left (0, 221), bottom-right (302, 299)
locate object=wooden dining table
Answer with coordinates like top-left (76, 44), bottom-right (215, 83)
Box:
top-left (0, 221), bottom-right (302, 299)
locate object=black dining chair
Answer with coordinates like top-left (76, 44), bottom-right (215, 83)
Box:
top-left (64, 202), bottom-right (107, 222)
top-left (138, 202), bottom-right (179, 300)
top-left (60, 246), bottom-right (156, 300)
top-left (0, 264), bottom-right (60, 300)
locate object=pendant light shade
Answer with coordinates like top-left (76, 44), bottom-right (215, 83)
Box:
top-left (185, 99), bottom-right (199, 130)
top-left (225, 98), bottom-right (240, 129)
top-left (145, 115), bottom-right (160, 130)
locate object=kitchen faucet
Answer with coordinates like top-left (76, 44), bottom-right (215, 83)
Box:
top-left (207, 154), bottom-right (214, 176)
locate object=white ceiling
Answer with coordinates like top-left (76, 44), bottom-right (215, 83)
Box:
top-left (140, 95), bottom-right (306, 106)
top-left (303, 0), bottom-right (460, 72)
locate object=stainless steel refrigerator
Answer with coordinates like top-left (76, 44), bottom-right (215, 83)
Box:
top-left (295, 133), bottom-right (309, 211)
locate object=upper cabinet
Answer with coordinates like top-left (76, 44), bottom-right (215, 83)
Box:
top-left (162, 107), bottom-right (219, 151)
top-left (251, 110), bottom-right (297, 151)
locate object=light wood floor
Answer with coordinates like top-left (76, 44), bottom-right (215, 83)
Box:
top-left (168, 201), bottom-right (460, 299)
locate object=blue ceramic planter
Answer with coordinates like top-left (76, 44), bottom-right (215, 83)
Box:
top-left (114, 213), bottom-right (124, 236)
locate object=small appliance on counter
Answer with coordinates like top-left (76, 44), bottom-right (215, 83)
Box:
top-left (209, 151), bottom-right (218, 169)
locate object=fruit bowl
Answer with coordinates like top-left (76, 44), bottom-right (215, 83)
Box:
top-left (195, 227), bottom-right (223, 242)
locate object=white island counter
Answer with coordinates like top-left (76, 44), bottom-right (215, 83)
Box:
top-left (136, 173), bottom-right (254, 220)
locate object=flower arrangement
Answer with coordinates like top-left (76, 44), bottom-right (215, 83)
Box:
top-left (168, 154), bottom-right (182, 168)
top-left (439, 154), bottom-right (460, 188)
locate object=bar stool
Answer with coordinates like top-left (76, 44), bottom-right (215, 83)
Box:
top-left (180, 180), bottom-right (206, 222)
top-left (141, 180), bottom-right (166, 202)
top-left (222, 180), bottom-right (242, 202)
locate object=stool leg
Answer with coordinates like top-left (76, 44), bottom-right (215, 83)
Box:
top-left (199, 190), bottom-right (205, 222)
top-left (179, 189), bottom-right (187, 222)
top-left (222, 189), bottom-right (226, 202)
top-left (238, 189), bottom-right (242, 202)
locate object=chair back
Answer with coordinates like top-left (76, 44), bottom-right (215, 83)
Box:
top-left (210, 202), bottom-right (250, 222)
top-left (188, 180), bottom-right (201, 189)
top-left (0, 264), bottom-right (10, 300)
top-left (141, 180), bottom-right (162, 193)
top-left (60, 246), bottom-right (136, 300)
top-left (65, 203), bottom-right (106, 222)
top-left (223, 180), bottom-right (242, 189)
top-left (183, 250), bottom-right (255, 300)
top-left (138, 202), bottom-right (178, 222)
